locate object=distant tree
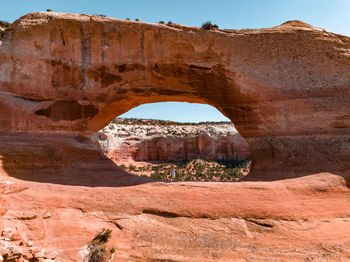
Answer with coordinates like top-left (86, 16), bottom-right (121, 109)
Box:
top-left (0, 20), bottom-right (10, 28)
top-left (201, 21), bottom-right (219, 30)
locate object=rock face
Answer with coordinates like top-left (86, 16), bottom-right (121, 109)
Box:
top-left (0, 12), bottom-right (350, 177)
top-left (0, 12), bottom-right (349, 261)
top-left (98, 119), bottom-right (250, 163)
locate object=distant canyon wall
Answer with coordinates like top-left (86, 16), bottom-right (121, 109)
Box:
top-left (98, 132), bottom-right (250, 163)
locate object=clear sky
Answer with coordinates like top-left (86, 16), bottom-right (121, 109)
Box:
top-left (2, 0), bottom-right (349, 122)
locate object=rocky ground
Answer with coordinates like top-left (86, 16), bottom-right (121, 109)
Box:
top-left (0, 169), bottom-right (348, 261)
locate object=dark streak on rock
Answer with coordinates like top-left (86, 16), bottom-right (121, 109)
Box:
top-left (189, 64), bottom-right (211, 70)
top-left (142, 208), bottom-right (210, 219)
top-left (140, 31), bottom-right (145, 64)
top-left (115, 63), bottom-right (145, 73)
top-left (245, 218), bottom-right (274, 228)
top-left (142, 209), bottom-right (183, 218)
top-left (35, 100), bottom-right (98, 121)
top-left (87, 66), bottom-right (122, 87)
top-left (111, 221), bottom-right (124, 231)
top-left (80, 26), bottom-right (91, 95)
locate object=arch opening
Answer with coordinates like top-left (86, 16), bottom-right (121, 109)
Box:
top-left (96, 102), bottom-right (251, 182)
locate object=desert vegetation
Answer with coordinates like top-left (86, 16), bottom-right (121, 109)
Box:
top-left (201, 21), bottom-right (219, 30)
top-left (0, 20), bottom-right (10, 34)
top-left (86, 229), bottom-right (115, 262)
top-left (103, 118), bottom-right (237, 138)
top-left (120, 158), bottom-right (250, 182)
top-left (111, 117), bottom-right (231, 126)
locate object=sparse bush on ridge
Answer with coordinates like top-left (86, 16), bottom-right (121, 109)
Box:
top-left (110, 117), bottom-right (231, 126)
top-left (201, 21), bottom-right (219, 30)
top-left (0, 20), bottom-right (10, 29)
top-left (92, 14), bottom-right (107, 17)
top-left (158, 21), bottom-right (165, 24)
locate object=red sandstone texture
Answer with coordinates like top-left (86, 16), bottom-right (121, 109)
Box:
top-left (0, 12), bottom-right (349, 261)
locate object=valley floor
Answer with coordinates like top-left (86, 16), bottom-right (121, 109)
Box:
top-left (119, 159), bottom-right (250, 182)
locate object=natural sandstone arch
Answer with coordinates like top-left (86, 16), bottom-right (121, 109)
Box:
top-left (0, 12), bottom-right (350, 180)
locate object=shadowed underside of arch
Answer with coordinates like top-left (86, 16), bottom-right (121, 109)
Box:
top-left (0, 12), bottom-right (350, 180)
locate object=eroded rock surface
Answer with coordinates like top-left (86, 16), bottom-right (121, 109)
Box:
top-left (0, 12), bottom-right (349, 261)
top-left (0, 12), bottom-right (349, 176)
top-left (97, 119), bottom-right (250, 163)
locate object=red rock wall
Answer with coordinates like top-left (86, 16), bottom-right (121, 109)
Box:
top-left (0, 12), bottom-right (350, 178)
top-left (0, 13), bottom-right (349, 261)
top-left (106, 134), bottom-right (250, 163)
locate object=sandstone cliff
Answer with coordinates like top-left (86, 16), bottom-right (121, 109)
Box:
top-left (0, 12), bottom-right (349, 261)
top-left (1, 12), bottom-right (349, 177)
top-left (97, 118), bottom-right (250, 163)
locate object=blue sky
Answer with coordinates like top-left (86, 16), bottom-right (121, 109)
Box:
top-left (2, 0), bottom-right (349, 122)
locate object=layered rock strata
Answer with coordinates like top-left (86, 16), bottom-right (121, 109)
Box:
top-left (0, 13), bottom-right (349, 177)
top-left (0, 12), bottom-right (349, 261)
top-left (97, 119), bottom-right (250, 163)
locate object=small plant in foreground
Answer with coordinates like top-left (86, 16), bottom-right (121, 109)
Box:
top-left (201, 21), bottom-right (219, 30)
top-left (86, 229), bottom-right (116, 262)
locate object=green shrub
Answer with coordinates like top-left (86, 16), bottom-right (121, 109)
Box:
top-left (0, 20), bottom-right (10, 29)
top-left (87, 229), bottom-right (115, 262)
top-left (151, 173), bottom-right (163, 180)
top-left (158, 21), bottom-right (165, 24)
top-left (128, 164), bottom-right (136, 171)
top-left (201, 21), bottom-right (219, 30)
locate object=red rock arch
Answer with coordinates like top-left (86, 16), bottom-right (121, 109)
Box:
top-left (0, 12), bottom-right (350, 180)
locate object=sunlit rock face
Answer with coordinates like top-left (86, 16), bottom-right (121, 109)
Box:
top-left (98, 120), bottom-right (250, 163)
top-left (1, 12), bottom-right (350, 177)
top-left (0, 12), bottom-right (349, 261)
